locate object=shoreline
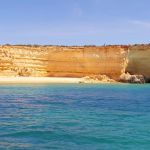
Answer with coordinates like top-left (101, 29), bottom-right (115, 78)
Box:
top-left (0, 77), bottom-right (117, 84)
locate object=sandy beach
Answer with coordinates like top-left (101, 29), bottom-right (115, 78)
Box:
top-left (0, 77), bottom-right (116, 84)
top-left (0, 77), bottom-right (83, 84)
top-left (0, 77), bottom-right (118, 84)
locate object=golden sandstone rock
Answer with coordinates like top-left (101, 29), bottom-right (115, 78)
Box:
top-left (126, 45), bottom-right (150, 82)
top-left (82, 75), bottom-right (116, 83)
top-left (0, 44), bottom-right (149, 83)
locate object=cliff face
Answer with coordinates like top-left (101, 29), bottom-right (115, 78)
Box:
top-left (0, 45), bottom-right (128, 80)
top-left (0, 46), bottom-right (49, 77)
top-left (0, 45), bottom-right (149, 81)
top-left (127, 45), bottom-right (150, 81)
top-left (46, 46), bottom-right (128, 79)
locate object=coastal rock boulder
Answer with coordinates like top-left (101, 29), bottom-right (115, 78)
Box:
top-left (82, 75), bottom-right (116, 83)
top-left (120, 73), bottom-right (145, 84)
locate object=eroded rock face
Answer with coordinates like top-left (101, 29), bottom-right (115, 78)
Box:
top-left (0, 45), bottom-right (128, 80)
top-left (127, 45), bottom-right (150, 81)
top-left (120, 73), bottom-right (145, 84)
top-left (82, 75), bottom-right (116, 83)
top-left (0, 45), bottom-right (49, 77)
top-left (0, 44), bottom-right (149, 83)
top-left (47, 46), bottom-right (129, 80)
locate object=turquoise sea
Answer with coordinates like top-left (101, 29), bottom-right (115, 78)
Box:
top-left (0, 84), bottom-right (150, 150)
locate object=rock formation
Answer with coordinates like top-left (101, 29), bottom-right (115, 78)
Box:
top-left (120, 73), bottom-right (145, 84)
top-left (81, 75), bottom-right (116, 83)
top-left (126, 45), bottom-right (150, 82)
top-left (0, 44), bottom-right (149, 83)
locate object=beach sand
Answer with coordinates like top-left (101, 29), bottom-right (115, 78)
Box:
top-left (0, 77), bottom-right (82, 84)
top-left (0, 76), bottom-right (118, 84)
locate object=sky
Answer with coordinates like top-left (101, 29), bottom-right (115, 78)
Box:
top-left (0, 0), bottom-right (150, 45)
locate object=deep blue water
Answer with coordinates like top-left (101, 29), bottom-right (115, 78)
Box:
top-left (0, 84), bottom-right (150, 150)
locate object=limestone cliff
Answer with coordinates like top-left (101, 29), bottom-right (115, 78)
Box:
top-left (0, 45), bottom-right (128, 80)
top-left (127, 45), bottom-right (150, 81)
top-left (0, 44), bottom-right (149, 82)
top-left (46, 46), bottom-right (128, 80)
top-left (0, 45), bottom-right (49, 77)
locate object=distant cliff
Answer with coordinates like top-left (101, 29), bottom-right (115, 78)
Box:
top-left (0, 44), bottom-right (149, 82)
top-left (126, 45), bottom-right (150, 82)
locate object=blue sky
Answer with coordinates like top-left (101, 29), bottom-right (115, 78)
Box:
top-left (0, 0), bottom-right (149, 45)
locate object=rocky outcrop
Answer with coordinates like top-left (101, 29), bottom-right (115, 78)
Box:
top-left (0, 45), bottom-right (128, 80)
top-left (0, 44), bottom-right (149, 83)
top-left (0, 45), bottom-right (49, 77)
top-left (46, 46), bottom-right (129, 80)
top-left (120, 73), bottom-right (145, 84)
top-left (81, 75), bottom-right (116, 83)
top-left (127, 45), bottom-right (150, 82)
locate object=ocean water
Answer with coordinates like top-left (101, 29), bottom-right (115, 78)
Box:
top-left (0, 84), bottom-right (150, 150)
